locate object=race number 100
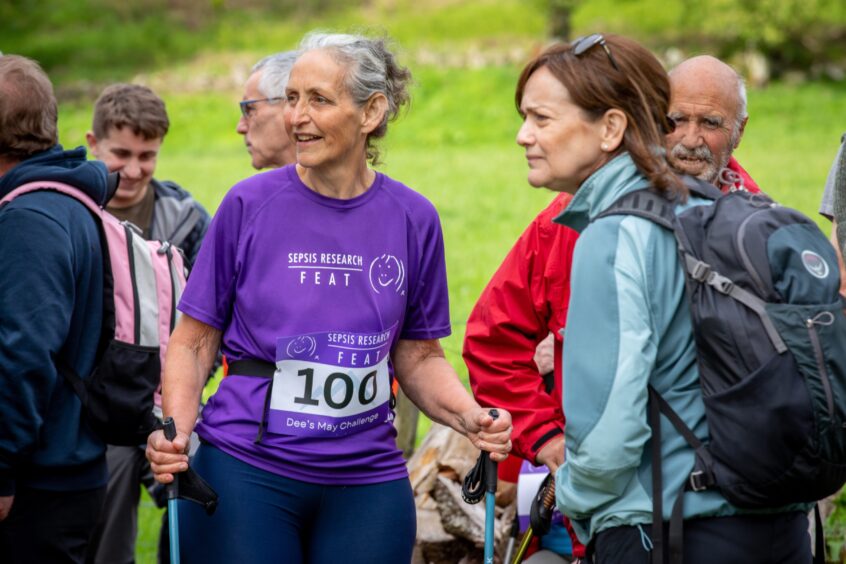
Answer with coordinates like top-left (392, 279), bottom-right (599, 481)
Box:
top-left (293, 368), bottom-right (379, 410)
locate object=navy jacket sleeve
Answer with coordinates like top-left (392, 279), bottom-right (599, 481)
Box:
top-left (0, 207), bottom-right (76, 495)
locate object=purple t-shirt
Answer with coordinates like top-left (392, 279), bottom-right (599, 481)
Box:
top-left (179, 165), bottom-right (451, 484)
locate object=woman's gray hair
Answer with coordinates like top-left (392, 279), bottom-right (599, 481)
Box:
top-left (252, 51), bottom-right (298, 101)
top-left (297, 31), bottom-right (411, 164)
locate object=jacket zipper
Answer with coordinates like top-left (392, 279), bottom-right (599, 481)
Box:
top-left (807, 317), bottom-right (835, 419)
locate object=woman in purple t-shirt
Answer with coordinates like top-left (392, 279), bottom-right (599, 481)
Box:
top-left (146, 32), bottom-right (512, 563)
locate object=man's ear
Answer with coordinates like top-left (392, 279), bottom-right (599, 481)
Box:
top-left (361, 93), bottom-right (388, 135)
top-left (734, 116), bottom-right (748, 150)
top-left (600, 108), bottom-right (627, 152)
top-left (85, 131), bottom-right (99, 156)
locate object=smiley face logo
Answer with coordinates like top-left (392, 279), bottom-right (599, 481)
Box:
top-left (286, 336), bottom-right (317, 359)
top-left (368, 254), bottom-right (405, 294)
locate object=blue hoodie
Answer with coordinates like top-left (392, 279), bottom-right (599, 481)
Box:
top-left (0, 145), bottom-right (110, 495)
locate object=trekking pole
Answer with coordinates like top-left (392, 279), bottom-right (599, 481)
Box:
top-left (162, 417), bottom-right (181, 564)
top-left (483, 409), bottom-right (499, 564)
top-left (511, 473), bottom-right (556, 564)
top-left (512, 526), bottom-right (535, 564)
top-left (502, 513), bottom-right (520, 564)
top-left (460, 409), bottom-right (501, 564)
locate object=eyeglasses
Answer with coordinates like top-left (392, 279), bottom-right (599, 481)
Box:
top-left (572, 34), bottom-right (620, 72)
top-left (239, 97), bottom-right (284, 118)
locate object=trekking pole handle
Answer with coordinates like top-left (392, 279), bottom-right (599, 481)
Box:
top-left (162, 417), bottom-right (179, 501)
top-left (161, 416), bottom-right (181, 564)
top-left (163, 416), bottom-right (177, 441)
top-left (484, 409), bottom-right (499, 493)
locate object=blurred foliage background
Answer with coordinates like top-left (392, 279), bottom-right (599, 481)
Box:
top-left (3, 0), bottom-right (845, 85)
top-left (3, 1), bottom-right (846, 561)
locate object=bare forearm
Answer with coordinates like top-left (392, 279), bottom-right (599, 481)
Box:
top-left (393, 338), bottom-right (513, 459)
top-left (401, 354), bottom-right (480, 433)
top-left (162, 315), bottom-right (220, 437)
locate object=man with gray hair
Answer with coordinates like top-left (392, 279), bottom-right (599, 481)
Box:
top-left (237, 51), bottom-right (297, 169)
top-left (666, 55), bottom-right (754, 190)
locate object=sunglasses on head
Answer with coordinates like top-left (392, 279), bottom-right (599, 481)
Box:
top-left (571, 33), bottom-right (620, 72)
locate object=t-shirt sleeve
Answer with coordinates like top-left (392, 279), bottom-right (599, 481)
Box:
top-left (400, 202), bottom-right (451, 340)
top-left (820, 139), bottom-right (845, 220)
top-left (178, 190), bottom-right (244, 330)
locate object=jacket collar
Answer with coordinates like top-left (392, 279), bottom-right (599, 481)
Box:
top-left (553, 152), bottom-right (651, 234)
top-left (0, 145), bottom-right (110, 206)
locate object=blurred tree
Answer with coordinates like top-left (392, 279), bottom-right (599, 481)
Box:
top-left (679, 0), bottom-right (846, 77)
top-left (549, 0), bottom-right (581, 40)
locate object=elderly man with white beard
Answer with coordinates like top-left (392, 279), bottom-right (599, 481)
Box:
top-left (666, 55), bottom-right (759, 191)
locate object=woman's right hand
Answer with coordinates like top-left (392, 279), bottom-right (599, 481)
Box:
top-left (146, 428), bottom-right (190, 484)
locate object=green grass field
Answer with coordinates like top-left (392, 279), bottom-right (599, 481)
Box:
top-left (8, 0), bottom-right (846, 560)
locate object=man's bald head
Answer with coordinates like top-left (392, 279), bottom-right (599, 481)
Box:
top-left (666, 55), bottom-right (748, 184)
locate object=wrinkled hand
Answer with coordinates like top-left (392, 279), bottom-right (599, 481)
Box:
top-left (535, 433), bottom-right (565, 474)
top-left (146, 428), bottom-right (190, 484)
top-left (0, 495), bottom-right (13, 521)
top-left (533, 332), bottom-right (555, 376)
top-left (461, 408), bottom-right (513, 462)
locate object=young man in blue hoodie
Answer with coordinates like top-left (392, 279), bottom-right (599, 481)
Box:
top-left (0, 54), bottom-right (111, 564)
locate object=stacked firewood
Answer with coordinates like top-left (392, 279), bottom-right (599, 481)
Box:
top-left (408, 423), bottom-right (517, 564)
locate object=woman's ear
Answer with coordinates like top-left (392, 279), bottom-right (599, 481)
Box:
top-left (600, 108), bottom-right (627, 152)
top-left (362, 93), bottom-right (388, 134)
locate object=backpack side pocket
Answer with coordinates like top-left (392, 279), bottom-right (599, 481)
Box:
top-left (85, 339), bottom-right (160, 446)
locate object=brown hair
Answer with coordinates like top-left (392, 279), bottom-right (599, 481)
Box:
top-left (515, 34), bottom-right (684, 197)
top-left (0, 55), bottom-right (58, 161)
top-left (92, 84), bottom-right (169, 141)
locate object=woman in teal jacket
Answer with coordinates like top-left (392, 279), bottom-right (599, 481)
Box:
top-left (513, 35), bottom-right (811, 563)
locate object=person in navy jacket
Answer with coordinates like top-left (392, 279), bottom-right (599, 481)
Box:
top-left (0, 54), bottom-right (111, 564)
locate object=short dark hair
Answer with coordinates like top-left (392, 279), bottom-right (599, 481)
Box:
top-left (92, 83), bottom-right (169, 141)
top-left (516, 34), bottom-right (683, 197)
top-left (0, 55), bottom-right (58, 160)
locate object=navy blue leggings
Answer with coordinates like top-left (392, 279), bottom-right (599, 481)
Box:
top-left (175, 444), bottom-right (416, 564)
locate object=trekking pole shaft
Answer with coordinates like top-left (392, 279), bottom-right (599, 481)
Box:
top-left (163, 417), bottom-right (180, 564)
top-left (503, 516), bottom-right (520, 564)
top-left (484, 409), bottom-right (499, 564)
top-left (514, 474), bottom-right (556, 563)
top-left (485, 490), bottom-right (496, 563)
top-left (503, 535), bottom-right (517, 564)
top-left (511, 528), bottom-right (535, 564)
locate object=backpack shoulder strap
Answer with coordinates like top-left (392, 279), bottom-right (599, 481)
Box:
top-left (595, 178), bottom-right (720, 228)
top-left (596, 188), bottom-right (676, 230)
top-left (1, 180), bottom-right (103, 217)
top-left (682, 175), bottom-right (723, 200)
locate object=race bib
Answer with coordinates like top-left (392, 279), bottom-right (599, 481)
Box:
top-left (266, 325), bottom-right (396, 438)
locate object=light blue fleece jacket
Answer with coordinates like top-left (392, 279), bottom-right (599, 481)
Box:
top-left (552, 153), bottom-right (736, 543)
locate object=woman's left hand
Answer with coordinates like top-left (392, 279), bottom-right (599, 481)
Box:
top-left (459, 408), bottom-right (513, 462)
